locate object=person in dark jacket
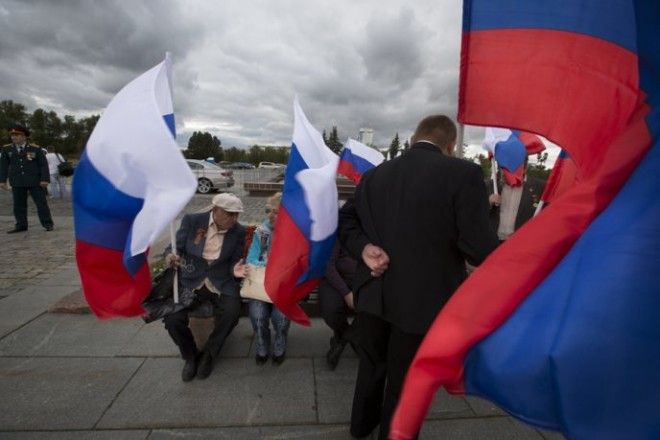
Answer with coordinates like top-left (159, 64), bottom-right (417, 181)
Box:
top-left (338, 115), bottom-right (499, 439)
top-left (164, 192), bottom-right (247, 382)
top-left (0, 124), bottom-right (53, 233)
top-left (318, 240), bottom-right (357, 370)
top-left (488, 163), bottom-right (546, 241)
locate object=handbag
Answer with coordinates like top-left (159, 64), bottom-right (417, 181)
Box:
top-left (56, 154), bottom-right (75, 177)
top-left (239, 264), bottom-right (271, 302)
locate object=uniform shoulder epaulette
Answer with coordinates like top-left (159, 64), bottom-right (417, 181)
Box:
top-left (2, 144), bottom-right (10, 148)
top-left (29, 143), bottom-right (41, 148)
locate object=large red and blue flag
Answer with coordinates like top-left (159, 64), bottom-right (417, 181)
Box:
top-left (73, 56), bottom-right (197, 318)
top-left (540, 149), bottom-right (579, 206)
top-left (264, 98), bottom-right (339, 326)
top-left (391, 1), bottom-right (660, 439)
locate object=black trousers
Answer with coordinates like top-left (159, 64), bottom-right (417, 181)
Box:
top-left (318, 280), bottom-right (350, 338)
top-left (163, 288), bottom-right (241, 361)
top-left (351, 312), bottom-right (424, 440)
top-left (12, 186), bottom-right (53, 229)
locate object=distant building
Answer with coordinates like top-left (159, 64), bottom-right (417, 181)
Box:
top-left (358, 128), bottom-right (374, 146)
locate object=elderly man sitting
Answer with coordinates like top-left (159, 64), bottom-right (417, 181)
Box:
top-left (164, 193), bottom-right (247, 382)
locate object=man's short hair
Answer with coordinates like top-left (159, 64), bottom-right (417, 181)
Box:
top-left (411, 115), bottom-right (457, 150)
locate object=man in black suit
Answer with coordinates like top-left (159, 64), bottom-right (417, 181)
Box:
top-left (0, 124), bottom-right (54, 233)
top-left (488, 163), bottom-right (546, 241)
top-left (164, 192), bottom-right (247, 382)
top-left (339, 115), bottom-right (498, 439)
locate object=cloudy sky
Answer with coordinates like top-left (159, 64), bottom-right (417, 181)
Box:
top-left (0, 0), bottom-right (558, 162)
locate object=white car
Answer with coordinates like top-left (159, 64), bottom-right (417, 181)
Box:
top-left (186, 159), bottom-right (235, 194)
top-left (258, 161), bottom-right (286, 169)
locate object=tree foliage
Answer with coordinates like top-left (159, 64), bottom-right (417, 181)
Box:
top-left (0, 100), bottom-right (98, 156)
top-left (184, 131), bottom-right (223, 161)
top-left (222, 145), bottom-right (289, 164)
top-left (388, 132), bottom-right (400, 159)
top-left (325, 126), bottom-right (342, 154)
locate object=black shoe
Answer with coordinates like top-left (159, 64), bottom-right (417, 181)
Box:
top-left (197, 352), bottom-right (213, 379)
top-left (181, 358), bottom-right (197, 382)
top-left (255, 354), bottom-right (269, 365)
top-left (45, 225), bottom-right (54, 231)
top-left (7, 228), bottom-right (27, 234)
top-left (326, 336), bottom-right (347, 371)
top-left (272, 352), bottom-right (286, 365)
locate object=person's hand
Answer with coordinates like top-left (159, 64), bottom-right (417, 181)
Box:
top-left (489, 193), bottom-right (501, 207)
top-left (165, 253), bottom-right (180, 268)
top-left (344, 292), bottom-right (355, 310)
top-left (0, 182), bottom-right (7, 190)
top-left (233, 259), bottom-right (248, 278)
top-left (362, 243), bottom-right (389, 277)
top-left (39, 181), bottom-right (49, 188)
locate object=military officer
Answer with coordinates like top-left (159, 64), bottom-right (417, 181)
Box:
top-left (0, 124), bottom-right (54, 233)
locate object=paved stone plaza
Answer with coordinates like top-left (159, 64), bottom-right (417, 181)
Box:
top-left (0, 181), bottom-right (564, 439)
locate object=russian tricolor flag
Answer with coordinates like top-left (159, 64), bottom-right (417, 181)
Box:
top-left (392, 1), bottom-right (660, 439)
top-left (337, 138), bottom-right (384, 184)
top-left (483, 127), bottom-right (545, 186)
top-left (264, 98), bottom-right (339, 326)
top-left (73, 55), bottom-right (197, 319)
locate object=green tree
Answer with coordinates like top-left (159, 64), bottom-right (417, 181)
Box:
top-left (325, 126), bottom-right (342, 154)
top-left (403, 139), bottom-right (410, 150)
top-left (223, 146), bottom-right (249, 163)
top-left (527, 151), bottom-right (551, 180)
top-left (29, 108), bottom-right (63, 149)
top-left (60, 115), bottom-right (83, 156)
top-left (185, 131), bottom-right (223, 161)
top-left (388, 132), bottom-right (400, 159)
top-left (76, 115), bottom-right (100, 155)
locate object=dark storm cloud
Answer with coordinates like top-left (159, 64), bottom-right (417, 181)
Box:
top-left (0, 0), bottom-right (203, 113)
top-left (0, 0), bottom-right (466, 148)
top-left (358, 8), bottom-right (426, 91)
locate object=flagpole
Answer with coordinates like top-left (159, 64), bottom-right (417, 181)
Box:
top-left (534, 200), bottom-right (545, 216)
top-left (456, 123), bottom-right (465, 158)
top-left (491, 158), bottom-right (499, 195)
top-left (170, 222), bottom-right (179, 304)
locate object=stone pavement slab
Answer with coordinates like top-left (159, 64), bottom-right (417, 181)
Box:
top-left (118, 317), bottom-right (254, 358)
top-left (314, 357), bottom-right (473, 425)
top-left (149, 425), bottom-right (352, 439)
top-left (0, 431), bottom-right (148, 440)
top-left (0, 357), bottom-right (143, 430)
top-left (420, 417), bottom-right (544, 439)
top-left (465, 395), bottom-right (508, 416)
top-left (0, 285), bottom-right (78, 339)
top-left (97, 357), bottom-right (316, 429)
top-left (0, 314), bottom-right (143, 357)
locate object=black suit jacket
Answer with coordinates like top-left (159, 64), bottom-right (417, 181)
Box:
top-left (0, 144), bottom-right (50, 187)
top-left (339, 142), bottom-right (499, 334)
top-left (175, 212), bottom-right (246, 297)
top-left (489, 176), bottom-right (545, 233)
